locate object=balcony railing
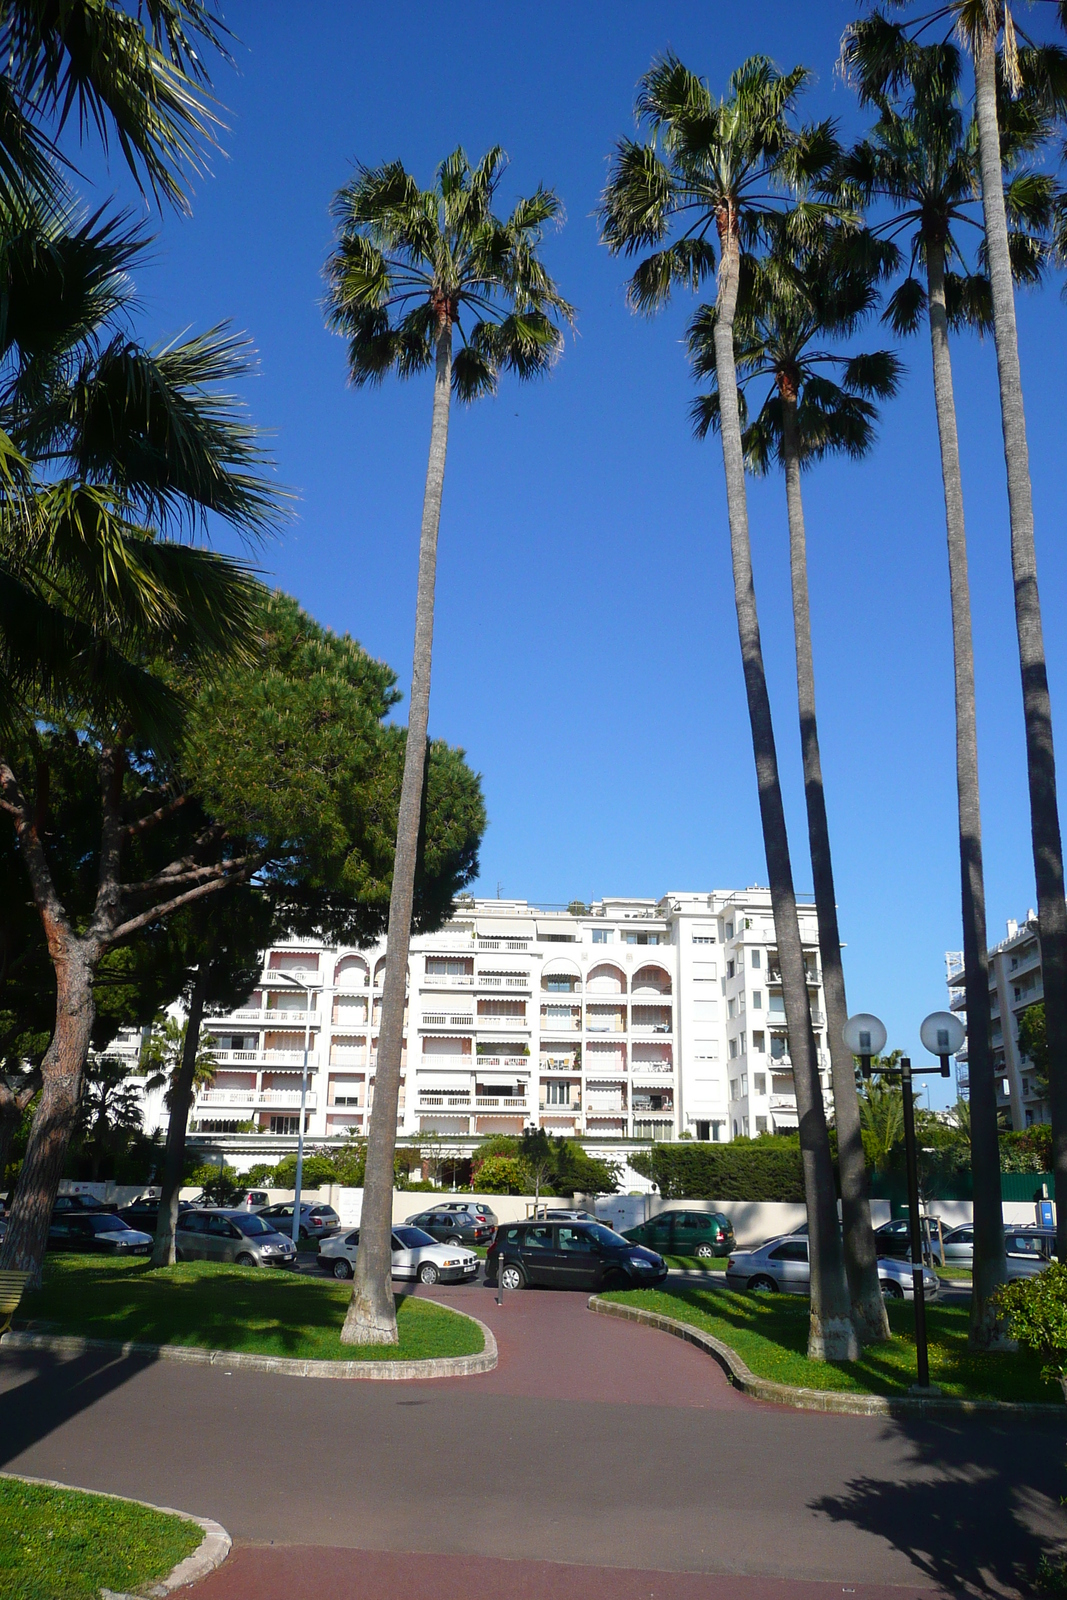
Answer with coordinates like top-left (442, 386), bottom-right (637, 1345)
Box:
top-left (478, 975), bottom-right (530, 990)
top-left (197, 1088), bottom-right (318, 1108)
top-left (475, 1096), bottom-right (527, 1109)
top-left (417, 1094), bottom-right (473, 1110)
top-left (208, 1049), bottom-right (319, 1068)
top-left (423, 974), bottom-right (474, 986)
top-left (474, 1054), bottom-right (530, 1069)
top-left (586, 1099), bottom-right (626, 1113)
top-left (422, 1013), bottom-right (474, 1027)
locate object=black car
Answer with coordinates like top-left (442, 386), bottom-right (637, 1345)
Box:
top-left (53, 1193), bottom-right (116, 1214)
top-left (118, 1199), bottom-right (193, 1231)
top-left (406, 1209), bottom-right (496, 1247)
top-left (47, 1212), bottom-right (153, 1255)
top-left (485, 1219), bottom-right (668, 1292)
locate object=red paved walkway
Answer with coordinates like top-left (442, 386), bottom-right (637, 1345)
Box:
top-left (187, 1544), bottom-right (952, 1600)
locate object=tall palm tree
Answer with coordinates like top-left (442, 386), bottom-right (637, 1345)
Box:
top-left (601, 54), bottom-right (858, 1360)
top-left (842, 16), bottom-right (1053, 1341)
top-left (689, 223), bottom-right (900, 1344)
top-left (846, 0), bottom-right (1067, 1264)
top-left (325, 148), bottom-right (572, 1346)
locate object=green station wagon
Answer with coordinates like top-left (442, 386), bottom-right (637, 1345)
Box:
top-left (623, 1209), bottom-right (735, 1259)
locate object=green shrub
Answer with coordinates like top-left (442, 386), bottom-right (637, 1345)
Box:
top-left (993, 1262), bottom-right (1067, 1398)
top-left (473, 1155), bottom-right (527, 1194)
top-left (187, 1163), bottom-right (244, 1205)
top-left (630, 1142), bottom-right (806, 1202)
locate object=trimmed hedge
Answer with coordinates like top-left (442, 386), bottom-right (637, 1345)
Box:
top-left (632, 1143), bottom-right (806, 1202)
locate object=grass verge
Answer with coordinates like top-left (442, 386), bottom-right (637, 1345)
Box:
top-left (600, 1282), bottom-right (1060, 1404)
top-left (662, 1254), bottom-right (728, 1272)
top-left (0, 1477), bottom-right (200, 1600)
top-left (15, 1256), bottom-right (484, 1363)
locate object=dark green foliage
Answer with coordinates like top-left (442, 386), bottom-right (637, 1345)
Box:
top-left (1018, 1003), bottom-right (1049, 1097)
top-left (470, 1130), bottom-right (619, 1196)
top-left (631, 1141), bottom-right (808, 1202)
top-left (187, 1162), bottom-right (243, 1206)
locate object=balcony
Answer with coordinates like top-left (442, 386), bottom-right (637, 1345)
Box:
top-left (422, 1012), bottom-right (474, 1027)
top-left (416, 1094), bottom-right (473, 1110)
top-left (197, 1088), bottom-right (318, 1109)
top-left (541, 1015), bottom-right (580, 1033)
top-left (474, 1054), bottom-right (531, 1069)
top-left (631, 1063), bottom-right (674, 1079)
top-left (769, 1094), bottom-right (795, 1111)
top-left (475, 1095), bottom-right (528, 1110)
top-left (478, 975), bottom-right (531, 991)
top-left (586, 1098), bottom-right (626, 1114)
top-left (208, 1049), bottom-right (320, 1069)
top-left (423, 974), bottom-right (474, 987)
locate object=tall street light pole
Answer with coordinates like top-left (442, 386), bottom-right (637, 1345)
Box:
top-left (844, 1010), bottom-right (964, 1395)
top-left (272, 970), bottom-right (313, 1250)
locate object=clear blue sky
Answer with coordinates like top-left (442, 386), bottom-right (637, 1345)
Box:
top-left (84, 3), bottom-right (1067, 1105)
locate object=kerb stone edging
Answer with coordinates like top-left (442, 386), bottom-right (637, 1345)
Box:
top-left (0, 1302), bottom-right (497, 1382)
top-left (588, 1295), bottom-right (1067, 1421)
top-left (0, 1469), bottom-right (229, 1597)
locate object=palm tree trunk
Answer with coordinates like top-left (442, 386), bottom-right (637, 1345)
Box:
top-left (925, 238), bottom-right (1007, 1345)
top-left (342, 316), bottom-right (453, 1346)
top-left (973, 22), bottom-right (1067, 1262)
top-left (0, 940), bottom-right (95, 1285)
top-left (152, 966), bottom-right (208, 1268)
top-left (779, 389), bottom-right (888, 1346)
top-left (713, 215), bottom-right (857, 1361)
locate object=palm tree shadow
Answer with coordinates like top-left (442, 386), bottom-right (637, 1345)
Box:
top-left (810, 1418), bottom-right (1067, 1596)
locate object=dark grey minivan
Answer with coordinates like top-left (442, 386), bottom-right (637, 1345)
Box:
top-left (174, 1208), bottom-right (297, 1267)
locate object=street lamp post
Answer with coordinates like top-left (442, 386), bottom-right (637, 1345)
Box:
top-left (843, 1010), bottom-right (964, 1395)
top-left (272, 971), bottom-right (314, 1249)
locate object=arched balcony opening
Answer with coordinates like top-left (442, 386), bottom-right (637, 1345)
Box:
top-left (631, 963), bottom-right (672, 997)
top-left (586, 962), bottom-right (626, 995)
top-left (335, 954), bottom-right (369, 989)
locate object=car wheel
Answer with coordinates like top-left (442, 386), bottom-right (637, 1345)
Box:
top-left (235, 1252), bottom-right (256, 1268)
top-left (881, 1279), bottom-right (905, 1300)
top-left (419, 1262), bottom-right (440, 1285)
top-left (748, 1275), bottom-right (777, 1295)
top-left (500, 1262), bottom-right (526, 1292)
top-left (299, 1226), bottom-right (309, 1242)
top-left (332, 1257), bottom-right (353, 1280)
top-left (695, 1242), bottom-right (715, 1260)
top-left (447, 1235), bottom-right (463, 1246)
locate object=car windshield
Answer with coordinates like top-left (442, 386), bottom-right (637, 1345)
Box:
top-left (88, 1215), bottom-right (129, 1232)
top-left (235, 1214), bottom-right (275, 1237)
top-left (586, 1223), bottom-right (625, 1249)
top-left (393, 1227), bottom-right (436, 1248)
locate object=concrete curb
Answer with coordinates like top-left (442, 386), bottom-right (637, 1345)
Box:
top-left (588, 1296), bottom-right (1067, 1420)
top-left (0, 1303), bottom-right (497, 1382)
top-left (0, 1469), bottom-right (230, 1596)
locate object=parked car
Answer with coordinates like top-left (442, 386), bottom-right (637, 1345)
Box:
top-left (52, 1192), bottom-right (116, 1214)
top-left (118, 1199), bottom-right (193, 1231)
top-left (486, 1219), bottom-right (668, 1292)
top-left (405, 1209), bottom-right (496, 1247)
top-left (725, 1235), bottom-right (939, 1300)
top-left (534, 1208), bottom-right (600, 1223)
top-left (320, 1225), bottom-right (480, 1284)
top-left (623, 1209), bottom-right (735, 1260)
top-left (47, 1213), bottom-right (153, 1256)
top-left (256, 1202), bottom-right (340, 1241)
top-left (236, 1190), bottom-right (270, 1212)
top-left (434, 1201), bottom-right (498, 1226)
top-left (873, 1217), bottom-right (946, 1266)
top-left (173, 1209), bottom-right (297, 1267)
top-left (939, 1223), bottom-right (1057, 1278)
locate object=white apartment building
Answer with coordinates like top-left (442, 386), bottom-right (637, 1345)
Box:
top-left (947, 908), bottom-right (1050, 1130)
top-left (183, 889), bottom-right (832, 1155)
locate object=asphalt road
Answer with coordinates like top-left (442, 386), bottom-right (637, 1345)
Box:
top-left (1, 1272), bottom-right (1063, 1599)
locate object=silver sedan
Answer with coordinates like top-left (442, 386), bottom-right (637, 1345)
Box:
top-left (724, 1235), bottom-right (939, 1301)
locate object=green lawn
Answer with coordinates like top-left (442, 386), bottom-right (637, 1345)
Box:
top-left (16, 1256), bottom-right (484, 1363)
top-left (0, 1477), bottom-right (200, 1600)
top-left (600, 1282), bottom-right (1060, 1404)
top-left (662, 1254), bottom-right (728, 1272)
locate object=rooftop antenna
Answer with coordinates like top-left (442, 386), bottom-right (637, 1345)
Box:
top-left (496, 882), bottom-right (503, 899)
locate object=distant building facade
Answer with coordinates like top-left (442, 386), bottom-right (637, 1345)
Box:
top-left (947, 908), bottom-right (1050, 1129)
top-left (174, 889), bottom-right (832, 1158)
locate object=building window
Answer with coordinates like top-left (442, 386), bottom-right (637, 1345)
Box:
top-left (729, 1038), bottom-right (738, 1059)
top-left (752, 1030), bottom-right (765, 1053)
top-left (751, 949), bottom-right (761, 969)
top-left (696, 1120), bottom-right (710, 1140)
top-left (545, 977), bottom-right (573, 992)
top-left (728, 998), bottom-right (736, 1019)
top-left (545, 1081), bottom-right (571, 1105)
top-left (753, 1073), bottom-right (766, 1096)
top-left (752, 990), bottom-right (762, 1010)
top-left (269, 1115), bottom-right (301, 1135)
top-left (592, 929), bottom-right (612, 944)
top-left (755, 1115), bottom-right (768, 1134)
top-left (693, 934), bottom-right (716, 945)
top-left (739, 1033), bottom-right (746, 1055)
top-left (625, 931), bottom-right (663, 946)
top-left (726, 959), bottom-right (735, 980)
top-left (725, 923), bottom-right (734, 940)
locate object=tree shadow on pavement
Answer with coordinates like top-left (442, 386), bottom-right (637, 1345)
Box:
top-left (810, 1418), bottom-right (1067, 1596)
top-left (0, 1346), bottom-right (155, 1469)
